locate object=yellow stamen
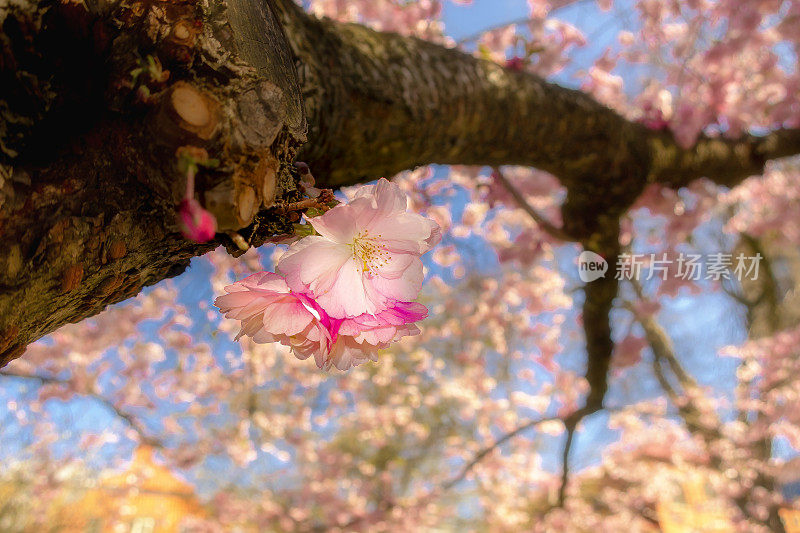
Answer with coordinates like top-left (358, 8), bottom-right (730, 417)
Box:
top-left (351, 230), bottom-right (391, 274)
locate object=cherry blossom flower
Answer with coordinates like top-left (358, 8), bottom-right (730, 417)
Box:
top-left (215, 179), bottom-right (437, 370)
top-left (613, 334), bottom-right (648, 369)
top-left (277, 178), bottom-right (440, 318)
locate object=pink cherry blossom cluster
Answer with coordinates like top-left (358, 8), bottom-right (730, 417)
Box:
top-left (723, 160), bottom-right (800, 246)
top-left (305, 0), bottom-right (452, 41)
top-left (215, 178), bottom-right (440, 371)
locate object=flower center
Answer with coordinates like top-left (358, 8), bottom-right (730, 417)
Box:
top-left (352, 230), bottom-right (390, 275)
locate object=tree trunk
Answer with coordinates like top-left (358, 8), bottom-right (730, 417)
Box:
top-left (0, 0), bottom-right (307, 364)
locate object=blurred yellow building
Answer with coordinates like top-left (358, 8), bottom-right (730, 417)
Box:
top-left (780, 509), bottom-right (800, 533)
top-left (52, 445), bottom-right (205, 533)
top-left (776, 457), bottom-right (800, 533)
top-left (656, 473), bottom-right (733, 533)
top-left (653, 460), bottom-right (800, 533)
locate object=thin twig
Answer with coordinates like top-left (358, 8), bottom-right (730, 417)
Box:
top-left (0, 370), bottom-right (161, 446)
top-left (275, 189), bottom-right (336, 215)
top-left (339, 403), bottom-right (622, 530)
top-left (626, 279), bottom-right (699, 390)
top-left (443, 414), bottom-right (563, 490)
top-left (276, 197), bottom-right (325, 214)
top-left (621, 296), bottom-right (778, 526)
top-left (492, 167), bottom-right (574, 241)
top-left (558, 420), bottom-right (578, 506)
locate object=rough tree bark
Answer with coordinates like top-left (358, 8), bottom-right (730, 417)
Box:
top-left (2, 0), bottom-right (799, 399)
top-left (0, 0), bottom-right (307, 365)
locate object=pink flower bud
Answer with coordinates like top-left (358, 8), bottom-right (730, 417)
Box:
top-left (178, 198), bottom-right (217, 242)
top-left (296, 162), bottom-right (322, 198)
top-left (638, 105), bottom-right (669, 131)
top-left (505, 56), bottom-right (525, 72)
top-left (294, 162), bottom-right (311, 175)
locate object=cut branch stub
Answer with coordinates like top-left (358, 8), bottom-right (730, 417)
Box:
top-left (159, 81), bottom-right (222, 143)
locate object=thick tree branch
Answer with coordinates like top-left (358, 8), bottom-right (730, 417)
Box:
top-left (648, 128), bottom-right (800, 189)
top-left (581, 231), bottom-right (620, 409)
top-left (272, 0), bottom-right (650, 241)
top-left (277, 0), bottom-right (647, 188)
top-left (274, 0), bottom-right (800, 232)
